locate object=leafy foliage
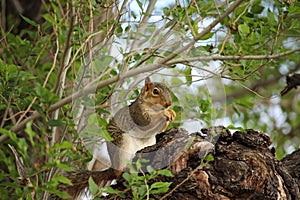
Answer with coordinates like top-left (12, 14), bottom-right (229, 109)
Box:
top-left (103, 160), bottom-right (173, 200)
top-left (0, 0), bottom-right (300, 199)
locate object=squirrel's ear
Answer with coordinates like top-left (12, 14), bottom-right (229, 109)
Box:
top-left (143, 77), bottom-right (152, 91)
top-left (145, 77), bottom-right (151, 85)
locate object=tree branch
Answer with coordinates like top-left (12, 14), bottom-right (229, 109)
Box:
top-left (0, 0), bottom-right (245, 144)
top-left (166, 48), bottom-right (300, 65)
top-left (107, 127), bottom-right (300, 199)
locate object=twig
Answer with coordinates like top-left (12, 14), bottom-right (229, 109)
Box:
top-left (270, 11), bottom-right (284, 55)
top-left (1, 0), bottom-right (6, 32)
top-left (219, 29), bottom-right (231, 55)
top-left (53, 4), bottom-right (75, 94)
top-left (237, 81), bottom-right (266, 99)
top-left (8, 144), bottom-right (35, 199)
top-left (233, 1), bottom-right (251, 24)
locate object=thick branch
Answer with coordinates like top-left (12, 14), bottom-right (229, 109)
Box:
top-left (166, 48), bottom-right (300, 65)
top-left (108, 127), bottom-right (300, 200)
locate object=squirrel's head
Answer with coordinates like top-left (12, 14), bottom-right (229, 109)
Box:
top-left (139, 77), bottom-right (172, 111)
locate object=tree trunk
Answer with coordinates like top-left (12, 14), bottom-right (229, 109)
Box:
top-left (107, 127), bottom-right (300, 200)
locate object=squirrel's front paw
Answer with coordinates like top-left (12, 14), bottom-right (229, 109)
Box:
top-left (164, 109), bottom-right (176, 121)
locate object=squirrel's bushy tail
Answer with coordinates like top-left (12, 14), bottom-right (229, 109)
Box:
top-left (50, 168), bottom-right (118, 200)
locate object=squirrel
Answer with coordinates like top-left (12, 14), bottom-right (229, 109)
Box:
top-left (52, 77), bottom-right (176, 199)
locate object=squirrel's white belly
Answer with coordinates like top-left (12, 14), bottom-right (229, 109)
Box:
top-left (122, 133), bottom-right (156, 154)
top-left (117, 134), bottom-right (156, 167)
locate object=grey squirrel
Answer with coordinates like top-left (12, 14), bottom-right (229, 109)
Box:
top-left (52, 77), bottom-right (176, 199)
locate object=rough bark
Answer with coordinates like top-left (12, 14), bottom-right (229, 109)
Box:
top-left (105, 126), bottom-right (300, 200)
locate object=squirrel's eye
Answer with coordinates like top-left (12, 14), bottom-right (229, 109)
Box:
top-left (153, 88), bottom-right (159, 95)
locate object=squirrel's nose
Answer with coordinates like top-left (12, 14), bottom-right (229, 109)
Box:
top-left (165, 101), bottom-right (171, 108)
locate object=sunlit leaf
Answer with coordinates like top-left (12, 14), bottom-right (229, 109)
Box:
top-left (88, 176), bottom-right (99, 195)
top-left (150, 182), bottom-right (172, 194)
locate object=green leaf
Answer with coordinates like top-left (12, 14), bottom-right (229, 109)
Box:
top-left (55, 176), bottom-right (73, 185)
top-left (32, 104), bottom-right (46, 119)
top-left (192, 20), bottom-right (199, 36)
top-left (150, 182), bottom-right (172, 194)
top-left (136, 159), bottom-right (142, 170)
top-left (226, 125), bottom-right (245, 131)
top-left (251, 4), bottom-right (264, 14)
top-left (83, 113), bottom-right (113, 141)
top-left (104, 186), bottom-right (126, 197)
top-left (116, 25), bottom-right (123, 34)
top-left (41, 186), bottom-right (72, 199)
top-left (88, 176), bottom-right (99, 195)
top-left (131, 11), bottom-right (137, 19)
top-left (125, 25), bottom-right (131, 32)
top-left (204, 154), bottom-right (214, 162)
top-left (0, 128), bottom-right (18, 143)
top-left (122, 172), bottom-right (132, 182)
top-left (238, 23), bottom-right (250, 36)
top-left (42, 13), bottom-right (55, 24)
top-left (232, 103), bottom-right (240, 116)
top-left (157, 169), bottom-right (173, 177)
top-left (56, 163), bottom-right (73, 171)
top-left (171, 77), bottom-right (183, 85)
top-left (184, 67), bottom-right (192, 86)
top-left (25, 121), bottom-right (35, 146)
top-left (48, 120), bottom-right (65, 127)
top-left (137, 185), bottom-right (147, 197)
top-left (200, 32), bottom-right (214, 40)
top-left (275, 145), bottom-right (286, 160)
top-left (238, 24), bottom-right (250, 36)
top-left (136, 0), bottom-right (143, 10)
top-left (198, 99), bottom-right (210, 112)
top-left (236, 99), bottom-right (253, 109)
top-left (163, 7), bottom-right (170, 16)
top-left (20, 15), bottom-right (38, 27)
top-left (288, 4), bottom-right (300, 15)
top-left (146, 165), bottom-right (154, 174)
top-left (35, 84), bottom-right (59, 104)
top-left (53, 141), bottom-right (73, 150)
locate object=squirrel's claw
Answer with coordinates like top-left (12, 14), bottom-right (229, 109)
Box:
top-left (165, 109), bottom-right (176, 121)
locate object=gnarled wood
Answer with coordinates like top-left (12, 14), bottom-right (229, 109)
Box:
top-left (107, 127), bottom-right (300, 200)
